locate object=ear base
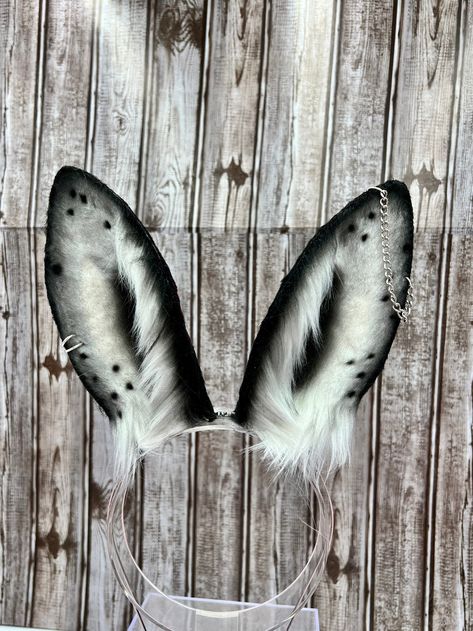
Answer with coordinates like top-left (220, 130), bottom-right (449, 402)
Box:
top-left (235, 180), bottom-right (414, 477)
top-left (45, 167), bottom-right (214, 468)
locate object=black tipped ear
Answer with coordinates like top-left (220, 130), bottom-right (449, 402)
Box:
top-left (235, 181), bottom-right (413, 476)
top-left (45, 167), bottom-right (214, 439)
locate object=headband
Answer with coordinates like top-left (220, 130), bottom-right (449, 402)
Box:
top-left (44, 166), bottom-right (413, 627)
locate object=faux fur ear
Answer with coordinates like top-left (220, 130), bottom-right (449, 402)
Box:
top-left (45, 167), bottom-right (214, 474)
top-left (235, 181), bottom-right (414, 478)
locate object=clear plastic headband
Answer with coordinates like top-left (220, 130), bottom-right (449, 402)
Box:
top-left (106, 425), bottom-right (334, 631)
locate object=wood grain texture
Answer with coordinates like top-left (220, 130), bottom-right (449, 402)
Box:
top-left (390, 0), bottom-right (461, 231)
top-left (192, 233), bottom-right (248, 599)
top-left (325, 0), bottom-right (393, 219)
top-left (32, 0), bottom-right (94, 226)
top-left (141, 1), bottom-right (206, 228)
top-left (430, 234), bottom-right (472, 629)
top-left (32, 230), bottom-right (86, 630)
top-left (90, 0), bottom-right (148, 208)
top-left (140, 231), bottom-right (194, 598)
top-left (314, 3), bottom-right (395, 625)
top-left (245, 232), bottom-right (311, 604)
top-left (85, 406), bottom-right (132, 631)
top-left (83, 3), bottom-right (149, 626)
top-left (198, 0), bottom-right (264, 228)
top-left (255, 0), bottom-right (335, 228)
top-left (315, 396), bottom-right (373, 630)
top-left (0, 1), bottom-right (471, 629)
top-left (371, 233), bottom-right (443, 630)
top-left (0, 1), bottom-right (39, 227)
top-left (451, 0), bottom-right (472, 232)
top-left (0, 231), bottom-right (35, 625)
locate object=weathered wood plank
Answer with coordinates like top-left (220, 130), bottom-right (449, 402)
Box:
top-left (31, 230), bottom-right (86, 630)
top-left (141, 1), bottom-right (206, 228)
top-left (192, 232), bottom-right (248, 599)
top-left (430, 240), bottom-right (472, 628)
top-left (85, 406), bottom-right (132, 631)
top-left (255, 0), bottom-right (335, 229)
top-left (325, 0), bottom-right (393, 219)
top-left (315, 396), bottom-right (373, 630)
top-left (450, 0), bottom-right (473, 231)
top-left (32, 0), bottom-right (94, 226)
top-left (198, 0), bottom-right (264, 228)
top-left (90, 0), bottom-right (148, 208)
top-left (0, 230), bottom-right (35, 625)
top-left (245, 232), bottom-right (312, 604)
top-left (390, 0), bottom-right (461, 231)
top-left (0, 1), bottom-right (40, 227)
top-left (371, 233), bottom-right (443, 630)
top-left (84, 3), bottom-right (149, 626)
top-left (315, 2), bottom-right (395, 626)
top-left (141, 231), bottom-right (194, 598)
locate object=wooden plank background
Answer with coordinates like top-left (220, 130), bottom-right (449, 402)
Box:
top-left (0, 1), bottom-right (471, 629)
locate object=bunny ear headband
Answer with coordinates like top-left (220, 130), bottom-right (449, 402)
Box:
top-left (45, 166), bottom-right (413, 482)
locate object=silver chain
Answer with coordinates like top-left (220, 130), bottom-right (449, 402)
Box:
top-left (369, 187), bottom-right (414, 323)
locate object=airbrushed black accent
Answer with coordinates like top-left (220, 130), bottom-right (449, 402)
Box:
top-left (235, 180), bottom-right (414, 426)
top-left (291, 270), bottom-right (342, 392)
top-left (45, 166), bottom-right (215, 426)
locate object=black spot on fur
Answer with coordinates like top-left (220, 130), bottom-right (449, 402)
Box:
top-left (52, 263), bottom-right (62, 275)
top-left (356, 371), bottom-right (366, 379)
top-left (67, 208), bottom-right (74, 215)
top-left (92, 375), bottom-right (98, 382)
top-left (381, 295), bottom-right (389, 302)
top-left (104, 220), bottom-right (111, 229)
top-left (111, 392), bottom-right (118, 400)
top-left (347, 390), bottom-right (356, 398)
top-left (80, 193), bottom-right (87, 204)
top-left (368, 211), bottom-right (375, 219)
top-left (348, 224), bottom-right (356, 232)
top-left (346, 359), bottom-right (355, 365)
top-left (112, 364), bottom-right (120, 372)
top-left (117, 410), bottom-right (122, 419)
top-left (126, 382), bottom-right (134, 390)
top-left (367, 353), bottom-right (375, 359)
top-left (80, 353), bottom-right (88, 359)
top-left (361, 233), bottom-right (368, 241)
top-left (70, 189), bottom-right (76, 198)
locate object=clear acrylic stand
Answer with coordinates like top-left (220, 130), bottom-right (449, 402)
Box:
top-left (128, 594), bottom-right (319, 631)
